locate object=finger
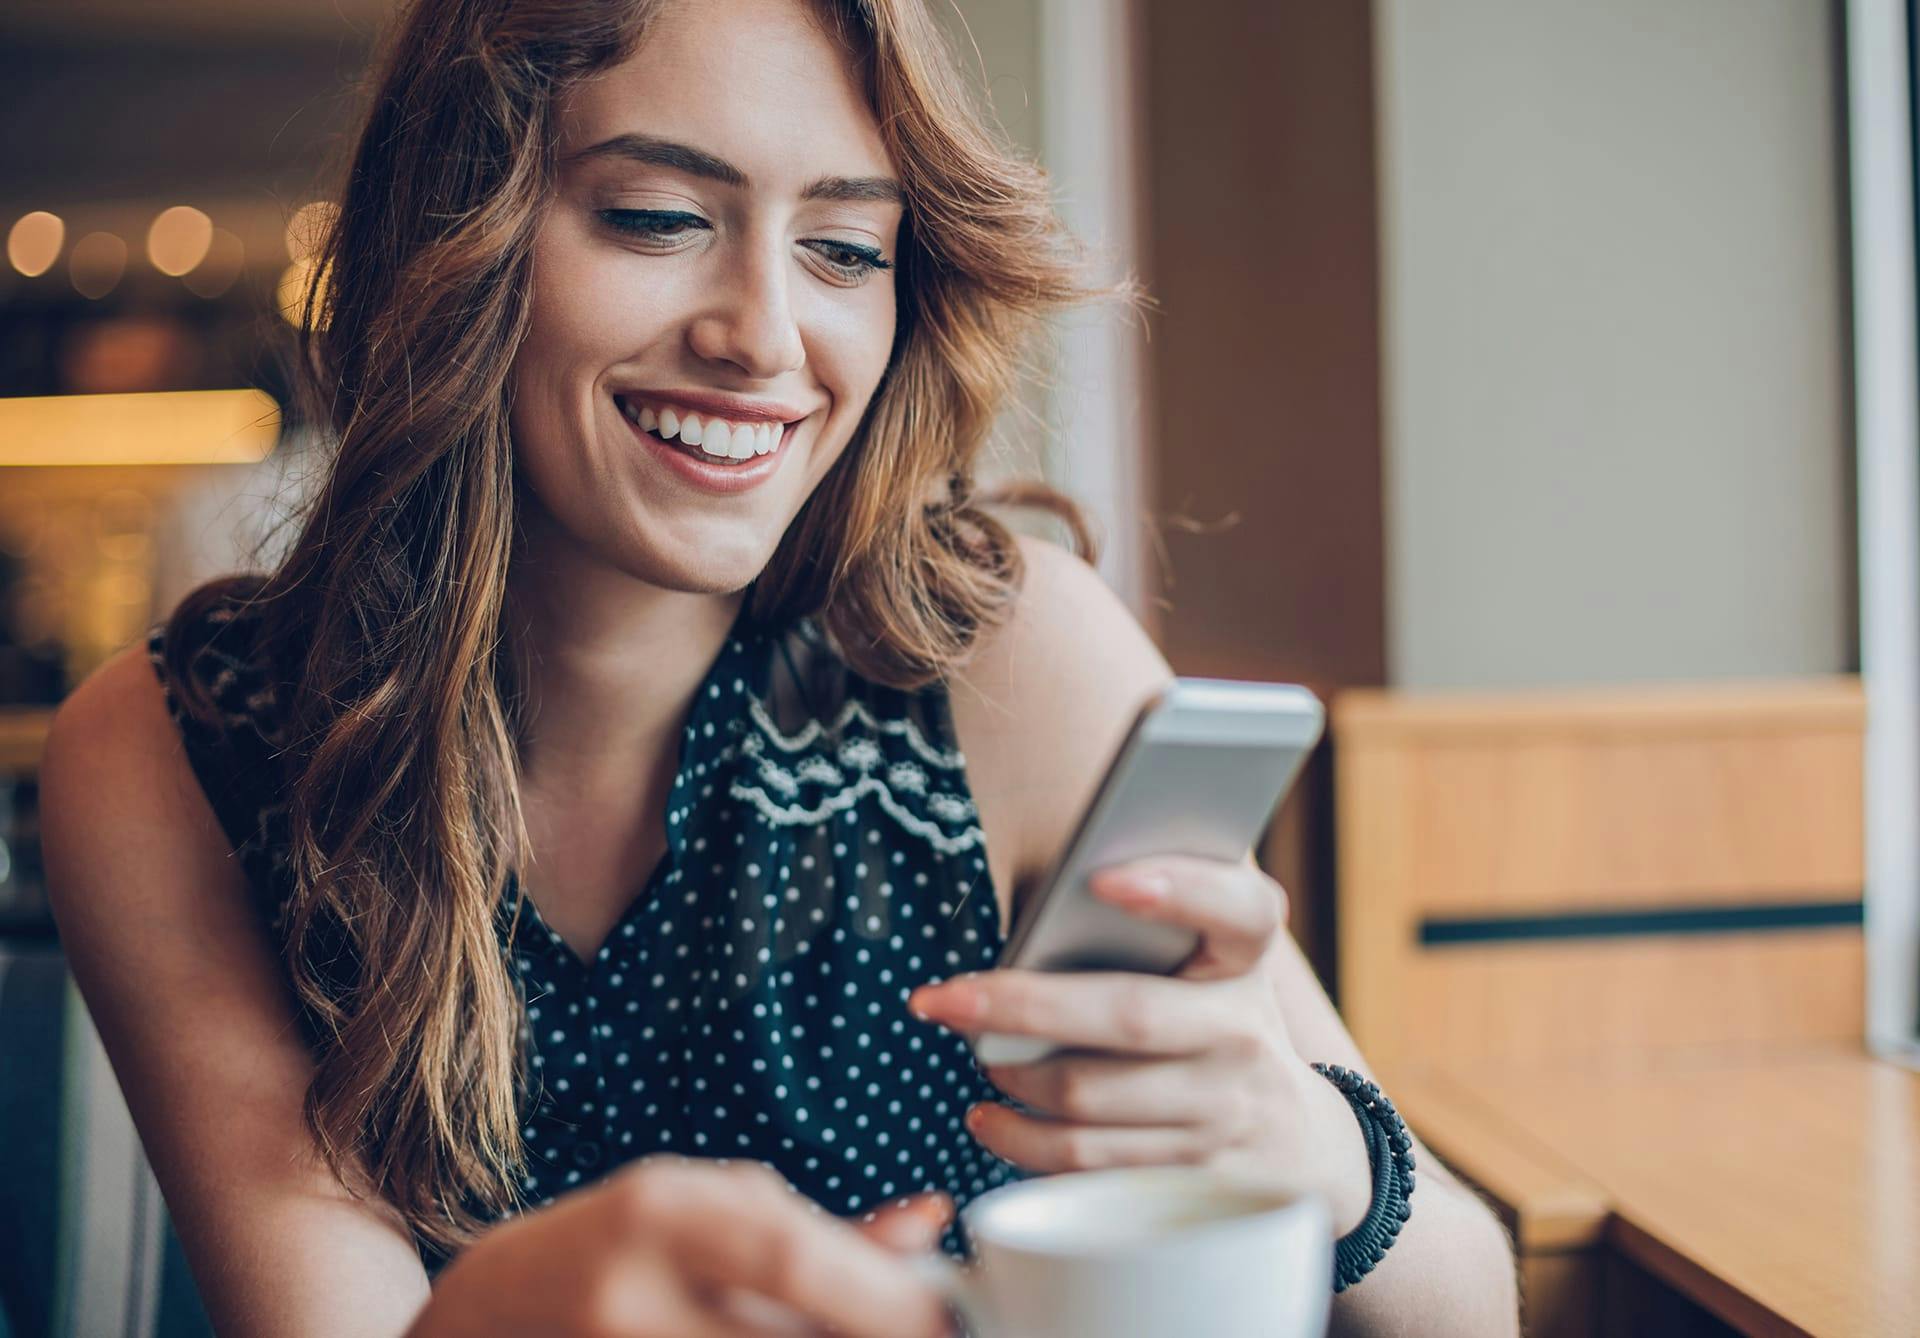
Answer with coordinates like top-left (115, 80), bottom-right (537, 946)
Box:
top-left (1088, 856), bottom-right (1285, 978)
top-left (910, 970), bottom-right (1232, 1056)
top-left (965, 1102), bottom-right (1209, 1174)
top-left (704, 1291), bottom-right (819, 1336)
top-left (985, 1055), bottom-right (1215, 1127)
top-left (664, 1165), bottom-right (950, 1338)
top-left (855, 1192), bottom-right (954, 1254)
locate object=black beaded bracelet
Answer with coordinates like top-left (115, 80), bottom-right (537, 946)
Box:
top-left (1310, 1062), bottom-right (1415, 1292)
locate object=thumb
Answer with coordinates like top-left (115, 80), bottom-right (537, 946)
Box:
top-left (854, 1192), bottom-right (954, 1254)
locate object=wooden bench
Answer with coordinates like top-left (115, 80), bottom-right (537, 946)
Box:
top-left (1333, 680), bottom-right (1877, 1334)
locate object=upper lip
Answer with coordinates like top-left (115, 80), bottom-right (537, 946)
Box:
top-left (613, 388), bottom-right (813, 424)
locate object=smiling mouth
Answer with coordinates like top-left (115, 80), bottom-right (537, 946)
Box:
top-left (615, 394), bottom-right (792, 465)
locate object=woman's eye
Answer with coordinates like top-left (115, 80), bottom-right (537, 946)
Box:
top-left (599, 209), bottom-right (708, 241)
top-left (805, 240), bottom-right (893, 281)
top-left (597, 210), bottom-right (892, 281)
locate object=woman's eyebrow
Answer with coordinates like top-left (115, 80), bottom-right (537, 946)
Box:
top-left (565, 132), bottom-right (903, 204)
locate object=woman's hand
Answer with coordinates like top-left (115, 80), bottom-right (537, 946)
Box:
top-left (410, 1157), bottom-right (951, 1338)
top-left (908, 856), bottom-right (1375, 1235)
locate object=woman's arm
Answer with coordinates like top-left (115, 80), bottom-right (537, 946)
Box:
top-left (41, 646), bottom-right (437, 1335)
top-left (946, 537), bottom-right (1519, 1337)
top-left (1259, 932), bottom-right (1520, 1337)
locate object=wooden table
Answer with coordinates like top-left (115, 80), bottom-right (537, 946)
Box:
top-left (1388, 1046), bottom-right (1920, 1337)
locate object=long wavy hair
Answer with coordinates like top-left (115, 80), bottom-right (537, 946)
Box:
top-left (162, 0), bottom-right (1133, 1253)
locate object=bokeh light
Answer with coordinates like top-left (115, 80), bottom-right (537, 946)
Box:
top-left (284, 200), bottom-right (339, 264)
top-left (69, 232), bottom-right (129, 299)
top-left (7, 211), bottom-right (65, 277)
top-left (183, 227), bottom-right (245, 299)
top-left (276, 258), bottom-right (330, 327)
top-left (147, 205), bottom-right (214, 277)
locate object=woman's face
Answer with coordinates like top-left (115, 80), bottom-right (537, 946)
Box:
top-left (509, 0), bottom-right (903, 594)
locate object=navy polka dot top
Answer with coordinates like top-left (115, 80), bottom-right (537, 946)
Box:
top-left (148, 592), bottom-right (1020, 1261)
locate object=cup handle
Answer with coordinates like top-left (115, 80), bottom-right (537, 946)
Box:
top-left (908, 1253), bottom-right (995, 1337)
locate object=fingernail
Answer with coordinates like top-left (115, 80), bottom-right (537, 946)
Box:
top-left (910, 980), bottom-right (981, 1023)
top-left (1099, 871), bottom-right (1170, 907)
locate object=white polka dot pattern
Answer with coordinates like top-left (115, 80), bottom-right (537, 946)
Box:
top-left (150, 601), bottom-right (1021, 1260)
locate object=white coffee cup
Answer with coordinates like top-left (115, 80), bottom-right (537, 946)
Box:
top-left (917, 1166), bottom-right (1332, 1338)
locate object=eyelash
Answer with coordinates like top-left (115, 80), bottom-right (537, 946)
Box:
top-left (598, 209), bottom-right (893, 280)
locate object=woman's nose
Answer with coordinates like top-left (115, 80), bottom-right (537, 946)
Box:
top-left (687, 248), bottom-right (806, 380)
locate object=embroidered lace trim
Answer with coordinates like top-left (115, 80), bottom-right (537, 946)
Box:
top-left (728, 696), bottom-right (985, 855)
top-left (746, 696), bottom-right (965, 770)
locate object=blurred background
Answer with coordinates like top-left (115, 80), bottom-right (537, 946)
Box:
top-left (2, 1), bottom-right (1914, 1335)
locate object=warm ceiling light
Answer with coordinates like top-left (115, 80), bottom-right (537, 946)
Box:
top-left (183, 227), bottom-right (245, 299)
top-left (285, 200), bottom-right (339, 263)
top-left (0, 390), bottom-right (281, 467)
top-left (8, 211), bottom-right (65, 277)
top-left (70, 232), bottom-right (128, 300)
top-left (148, 206), bottom-right (214, 276)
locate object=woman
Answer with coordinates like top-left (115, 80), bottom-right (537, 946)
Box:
top-left (40, 0), bottom-right (1518, 1333)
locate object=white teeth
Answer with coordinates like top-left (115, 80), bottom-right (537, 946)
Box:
top-left (624, 398), bottom-right (788, 461)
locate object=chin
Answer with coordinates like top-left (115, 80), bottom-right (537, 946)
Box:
top-left (614, 523), bottom-right (781, 597)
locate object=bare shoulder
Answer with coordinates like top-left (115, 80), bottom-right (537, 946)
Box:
top-left (40, 639), bottom-right (255, 1037)
top-left (948, 536), bottom-right (1172, 909)
top-left (39, 641), bottom-right (230, 901)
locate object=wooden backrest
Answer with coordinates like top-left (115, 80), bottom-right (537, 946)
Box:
top-left (1333, 680), bottom-right (1865, 1069)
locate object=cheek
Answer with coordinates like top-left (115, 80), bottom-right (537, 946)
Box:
top-left (831, 284), bottom-right (897, 384)
top-left (520, 224), bottom-right (674, 382)
top-left (507, 267), bottom-right (596, 519)
top-left (510, 223), bottom-right (679, 484)
top-left (805, 286), bottom-right (898, 444)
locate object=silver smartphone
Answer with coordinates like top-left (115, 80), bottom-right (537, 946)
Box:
top-left (969, 678), bottom-right (1325, 1066)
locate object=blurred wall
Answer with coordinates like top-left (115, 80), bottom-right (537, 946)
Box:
top-left (934, 0), bottom-right (1152, 612)
top-left (1141, 1), bottom-right (1385, 689)
top-left (929, 0), bottom-right (1051, 498)
top-left (1138, 0), bottom-right (1386, 983)
top-left (933, 0), bottom-right (1043, 153)
top-left (1376, 0), bottom-right (1853, 690)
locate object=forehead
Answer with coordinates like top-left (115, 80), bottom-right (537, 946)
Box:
top-left (556, 0), bottom-right (896, 187)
